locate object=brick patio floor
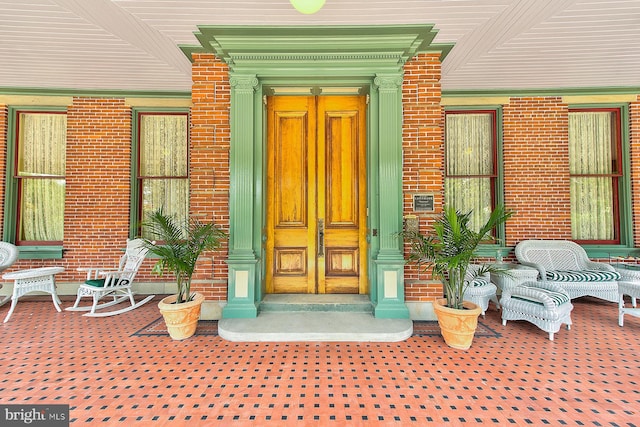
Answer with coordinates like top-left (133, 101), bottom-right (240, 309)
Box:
top-left (0, 295), bottom-right (638, 426)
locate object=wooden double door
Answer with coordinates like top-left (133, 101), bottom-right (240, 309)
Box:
top-left (266, 95), bottom-right (368, 294)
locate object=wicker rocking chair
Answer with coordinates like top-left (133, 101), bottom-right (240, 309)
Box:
top-left (67, 239), bottom-right (154, 317)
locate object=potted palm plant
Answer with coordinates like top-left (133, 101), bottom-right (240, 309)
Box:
top-left (141, 208), bottom-right (226, 340)
top-left (404, 205), bottom-right (512, 349)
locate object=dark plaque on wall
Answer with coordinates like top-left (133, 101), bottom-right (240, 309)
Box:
top-left (413, 194), bottom-right (434, 212)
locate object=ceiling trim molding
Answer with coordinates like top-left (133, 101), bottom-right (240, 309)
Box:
top-left (0, 87), bottom-right (191, 99)
top-left (179, 24), bottom-right (454, 73)
top-left (443, 87), bottom-right (640, 99)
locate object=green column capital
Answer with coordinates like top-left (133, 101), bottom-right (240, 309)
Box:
top-left (373, 74), bottom-right (404, 91)
top-left (229, 74), bottom-right (259, 92)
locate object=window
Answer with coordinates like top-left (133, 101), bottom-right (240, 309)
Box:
top-left (135, 112), bottom-right (189, 238)
top-left (444, 110), bottom-right (498, 233)
top-left (14, 111), bottom-right (66, 245)
top-left (569, 108), bottom-right (622, 244)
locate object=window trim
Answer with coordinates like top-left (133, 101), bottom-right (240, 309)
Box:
top-left (130, 108), bottom-right (190, 239)
top-left (444, 106), bottom-right (505, 257)
top-left (3, 107), bottom-right (66, 258)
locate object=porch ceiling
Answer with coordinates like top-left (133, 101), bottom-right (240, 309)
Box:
top-left (1, 0), bottom-right (639, 93)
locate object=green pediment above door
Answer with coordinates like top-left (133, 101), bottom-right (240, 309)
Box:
top-left (179, 24), bottom-right (454, 75)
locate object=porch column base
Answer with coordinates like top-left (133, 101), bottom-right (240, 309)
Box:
top-left (223, 258), bottom-right (258, 318)
top-left (373, 256), bottom-right (410, 319)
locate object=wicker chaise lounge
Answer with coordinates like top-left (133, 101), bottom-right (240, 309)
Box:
top-left (515, 240), bottom-right (619, 303)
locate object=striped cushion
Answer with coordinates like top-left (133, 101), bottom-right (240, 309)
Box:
top-left (512, 285), bottom-right (570, 306)
top-left (85, 278), bottom-right (130, 288)
top-left (470, 277), bottom-right (490, 287)
top-left (546, 270), bottom-right (620, 282)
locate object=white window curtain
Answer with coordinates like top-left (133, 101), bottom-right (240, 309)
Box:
top-left (569, 112), bottom-right (615, 240)
top-left (17, 113), bottom-right (66, 242)
top-left (445, 113), bottom-right (493, 232)
top-left (139, 114), bottom-right (189, 237)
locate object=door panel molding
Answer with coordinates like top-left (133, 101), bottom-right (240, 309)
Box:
top-left (274, 248), bottom-right (308, 275)
top-left (325, 112), bottom-right (360, 228)
top-left (326, 247), bottom-right (359, 276)
top-left (273, 111), bottom-right (309, 227)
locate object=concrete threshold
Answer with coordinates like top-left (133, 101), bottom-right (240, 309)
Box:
top-left (218, 311), bottom-right (413, 342)
top-left (259, 293), bottom-right (373, 313)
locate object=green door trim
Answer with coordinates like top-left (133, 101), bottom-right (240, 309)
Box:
top-left (182, 25), bottom-right (453, 319)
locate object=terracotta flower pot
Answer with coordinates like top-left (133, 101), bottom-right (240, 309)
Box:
top-left (158, 292), bottom-right (205, 340)
top-left (433, 298), bottom-right (482, 350)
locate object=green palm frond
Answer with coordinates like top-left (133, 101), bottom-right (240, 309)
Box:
top-left (403, 205), bottom-right (513, 310)
top-left (140, 208), bottom-right (227, 304)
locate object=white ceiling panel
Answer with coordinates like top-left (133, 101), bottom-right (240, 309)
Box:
top-left (0, 0), bottom-right (639, 92)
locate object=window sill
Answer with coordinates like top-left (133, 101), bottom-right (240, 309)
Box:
top-left (18, 246), bottom-right (64, 259)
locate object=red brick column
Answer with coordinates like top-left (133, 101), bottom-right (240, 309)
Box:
top-left (189, 53), bottom-right (230, 300)
top-left (402, 53), bottom-right (445, 302)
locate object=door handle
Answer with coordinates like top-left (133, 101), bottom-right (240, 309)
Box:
top-left (318, 219), bottom-right (325, 257)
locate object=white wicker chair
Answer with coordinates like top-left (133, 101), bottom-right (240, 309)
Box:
top-left (501, 281), bottom-right (574, 341)
top-left (462, 264), bottom-right (499, 317)
top-left (66, 239), bottom-right (154, 316)
top-left (0, 242), bottom-right (20, 309)
top-left (515, 240), bottom-right (619, 303)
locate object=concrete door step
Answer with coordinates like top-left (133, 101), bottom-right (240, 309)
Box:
top-left (218, 294), bottom-right (412, 342)
top-left (259, 294), bottom-right (374, 313)
top-left (218, 311), bottom-right (413, 342)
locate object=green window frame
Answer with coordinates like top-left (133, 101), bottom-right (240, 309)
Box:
top-left (3, 108), bottom-right (67, 258)
top-left (131, 109), bottom-right (189, 239)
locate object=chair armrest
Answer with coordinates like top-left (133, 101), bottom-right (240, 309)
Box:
top-left (78, 266), bottom-right (115, 280)
top-left (517, 261), bottom-right (547, 280)
top-left (98, 269), bottom-right (133, 278)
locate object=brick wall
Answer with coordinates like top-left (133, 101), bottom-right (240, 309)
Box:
top-left (401, 53), bottom-right (445, 302)
top-left (189, 53), bottom-right (231, 300)
top-left (0, 98), bottom-right (156, 282)
top-left (503, 97), bottom-right (571, 244)
top-left (62, 97), bottom-right (135, 280)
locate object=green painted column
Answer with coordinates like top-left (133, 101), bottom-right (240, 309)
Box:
top-left (223, 73), bottom-right (259, 318)
top-left (372, 73), bottom-right (410, 319)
